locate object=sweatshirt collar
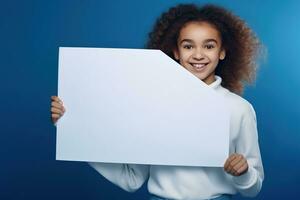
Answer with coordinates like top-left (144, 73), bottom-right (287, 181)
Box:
top-left (208, 76), bottom-right (222, 90)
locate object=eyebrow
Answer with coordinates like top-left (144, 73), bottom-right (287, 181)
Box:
top-left (179, 38), bottom-right (219, 45)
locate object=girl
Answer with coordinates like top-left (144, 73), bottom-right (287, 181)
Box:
top-left (51, 4), bottom-right (264, 200)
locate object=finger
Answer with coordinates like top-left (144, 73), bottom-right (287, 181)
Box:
top-left (51, 101), bottom-right (64, 110)
top-left (233, 170), bottom-right (240, 176)
top-left (52, 113), bottom-right (60, 120)
top-left (224, 154), bottom-right (238, 169)
top-left (231, 159), bottom-right (246, 175)
top-left (229, 164), bottom-right (236, 175)
top-left (230, 155), bottom-right (243, 167)
top-left (228, 155), bottom-right (244, 173)
top-left (233, 162), bottom-right (247, 176)
top-left (237, 162), bottom-right (248, 175)
top-left (51, 107), bottom-right (64, 115)
top-left (224, 159), bottom-right (231, 172)
top-left (224, 154), bottom-right (239, 172)
top-left (227, 158), bottom-right (242, 174)
top-left (51, 96), bottom-right (59, 102)
top-left (233, 158), bottom-right (246, 172)
top-left (51, 96), bottom-right (63, 104)
top-left (51, 114), bottom-right (59, 124)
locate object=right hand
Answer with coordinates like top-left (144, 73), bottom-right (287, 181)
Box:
top-left (51, 96), bottom-right (65, 124)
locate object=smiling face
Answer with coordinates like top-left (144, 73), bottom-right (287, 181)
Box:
top-left (173, 21), bottom-right (226, 84)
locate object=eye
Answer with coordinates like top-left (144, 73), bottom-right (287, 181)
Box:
top-left (204, 44), bottom-right (215, 49)
top-left (183, 44), bottom-right (193, 49)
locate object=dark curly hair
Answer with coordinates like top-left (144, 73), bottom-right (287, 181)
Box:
top-left (146, 4), bottom-right (262, 94)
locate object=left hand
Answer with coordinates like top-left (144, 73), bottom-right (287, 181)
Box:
top-left (224, 153), bottom-right (248, 176)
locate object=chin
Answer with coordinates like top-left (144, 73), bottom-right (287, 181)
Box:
top-left (194, 72), bottom-right (207, 79)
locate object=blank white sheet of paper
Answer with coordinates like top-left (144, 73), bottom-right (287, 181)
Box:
top-left (56, 47), bottom-right (230, 167)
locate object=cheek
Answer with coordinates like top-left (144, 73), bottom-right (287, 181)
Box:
top-left (177, 52), bottom-right (190, 67)
top-left (178, 51), bottom-right (191, 62)
top-left (209, 51), bottom-right (222, 62)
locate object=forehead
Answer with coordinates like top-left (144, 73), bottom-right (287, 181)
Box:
top-left (178, 21), bottom-right (221, 43)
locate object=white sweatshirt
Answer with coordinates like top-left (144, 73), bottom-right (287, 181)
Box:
top-left (89, 76), bottom-right (264, 200)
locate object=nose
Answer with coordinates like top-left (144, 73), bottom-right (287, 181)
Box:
top-left (192, 48), bottom-right (204, 60)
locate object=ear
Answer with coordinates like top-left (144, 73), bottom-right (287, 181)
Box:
top-left (173, 48), bottom-right (180, 60)
top-left (219, 49), bottom-right (226, 60)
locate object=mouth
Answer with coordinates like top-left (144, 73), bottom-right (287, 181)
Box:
top-left (190, 63), bottom-right (208, 71)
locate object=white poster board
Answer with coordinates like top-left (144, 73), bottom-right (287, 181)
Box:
top-left (56, 47), bottom-right (230, 167)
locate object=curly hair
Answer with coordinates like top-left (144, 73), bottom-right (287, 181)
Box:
top-left (146, 4), bottom-right (262, 94)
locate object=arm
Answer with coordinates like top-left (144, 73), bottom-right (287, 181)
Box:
top-left (89, 162), bottom-right (150, 192)
top-left (231, 104), bottom-right (264, 197)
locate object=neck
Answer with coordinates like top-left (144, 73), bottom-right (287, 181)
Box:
top-left (202, 74), bottom-right (216, 85)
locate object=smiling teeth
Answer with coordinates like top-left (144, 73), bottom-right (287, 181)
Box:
top-left (192, 63), bottom-right (206, 69)
top-left (193, 64), bottom-right (205, 67)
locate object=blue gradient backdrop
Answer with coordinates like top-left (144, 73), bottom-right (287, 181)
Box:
top-left (1, 0), bottom-right (300, 199)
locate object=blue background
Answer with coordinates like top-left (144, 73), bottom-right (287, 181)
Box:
top-left (1, 0), bottom-right (300, 199)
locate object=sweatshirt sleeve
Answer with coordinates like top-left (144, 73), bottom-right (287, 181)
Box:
top-left (88, 162), bottom-right (150, 192)
top-left (232, 104), bottom-right (264, 197)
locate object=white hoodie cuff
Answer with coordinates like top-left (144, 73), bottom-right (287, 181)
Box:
top-left (233, 166), bottom-right (257, 188)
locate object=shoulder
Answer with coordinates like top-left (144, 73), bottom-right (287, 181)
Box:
top-left (220, 86), bottom-right (256, 119)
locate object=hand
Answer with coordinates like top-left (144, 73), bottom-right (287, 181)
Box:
top-left (224, 153), bottom-right (248, 176)
top-left (50, 96), bottom-right (65, 124)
